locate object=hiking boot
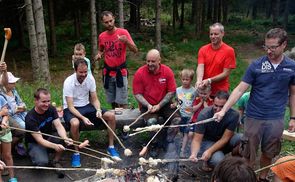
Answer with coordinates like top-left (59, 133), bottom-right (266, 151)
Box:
top-left (52, 160), bottom-right (65, 178)
top-left (107, 147), bottom-right (121, 161)
top-left (71, 153), bottom-right (81, 168)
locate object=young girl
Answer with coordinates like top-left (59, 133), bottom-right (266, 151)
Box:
top-left (0, 96), bottom-right (17, 182)
top-left (172, 69), bottom-right (197, 158)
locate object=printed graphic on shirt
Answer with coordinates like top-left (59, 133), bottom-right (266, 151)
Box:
top-left (105, 41), bottom-right (123, 58)
top-left (159, 78), bottom-right (166, 84)
top-left (261, 61), bottom-right (273, 73)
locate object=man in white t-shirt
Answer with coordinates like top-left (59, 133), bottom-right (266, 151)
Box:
top-left (63, 59), bottom-right (120, 167)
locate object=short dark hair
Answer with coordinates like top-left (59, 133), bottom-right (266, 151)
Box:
top-left (211, 156), bottom-right (257, 182)
top-left (265, 28), bottom-right (287, 45)
top-left (73, 58), bottom-right (88, 71)
top-left (34, 88), bottom-right (50, 100)
top-left (101, 11), bottom-right (114, 20)
top-left (215, 90), bottom-right (230, 100)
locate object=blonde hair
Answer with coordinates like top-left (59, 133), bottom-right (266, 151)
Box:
top-left (179, 69), bottom-right (195, 80)
top-left (74, 43), bottom-right (85, 52)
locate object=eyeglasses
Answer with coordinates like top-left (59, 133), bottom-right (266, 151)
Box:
top-left (262, 44), bottom-right (281, 51)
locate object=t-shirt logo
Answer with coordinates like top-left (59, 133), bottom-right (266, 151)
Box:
top-left (159, 78), bottom-right (166, 84)
top-left (261, 61), bottom-right (273, 73)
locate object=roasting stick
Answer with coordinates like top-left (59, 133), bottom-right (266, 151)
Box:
top-left (0, 28), bottom-right (11, 63)
top-left (123, 110), bottom-right (150, 132)
top-left (139, 157), bottom-right (202, 167)
top-left (98, 116), bottom-right (133, 157)
top-left (130, 117), bottom-right (215, 137)
top-left (8, 126), bottom-right (112, 158)
top-left (139, 107), bottom-right (180, 156)
top-left (65, 148), bottom-right (114, 163)
top-left (4, 166), bottom-right (126, 177)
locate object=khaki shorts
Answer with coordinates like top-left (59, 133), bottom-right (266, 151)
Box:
top-left (0, 129), bottom-right (12, 143)
top-left (242, 117), bottom-right (284, 164)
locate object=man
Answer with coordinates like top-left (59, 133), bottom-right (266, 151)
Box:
top-left (195, 23), bottom-right (236, 97)
top-left (95, 11), bottom-right (138, 109)
top-left (25, 88), bottom-right (72, 169)
top-left (63, 59), bottom-right (120, 167)
top-left (132, 49), bottom-right (181, 155)
top-left (214, 28), bottom-right (295, 182)
top-left (189, 91), bottom-right (241, 171)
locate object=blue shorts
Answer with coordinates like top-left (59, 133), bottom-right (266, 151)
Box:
top-left (63, 104), bottom-right (107, 129)
top-left (180, 117), bottom-right (190, 133)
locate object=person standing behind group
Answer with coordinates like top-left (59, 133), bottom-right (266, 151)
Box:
top-left (72, 43), bottom-right (92, 75)
top-left (195, 23), bottom-right (236, 97)
top-left (95, 11), bottom-right (138, 109)
top-left (214, 28), bottom-right (295, 182)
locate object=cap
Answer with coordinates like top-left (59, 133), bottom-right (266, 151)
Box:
top-left (7, 72), bottom-right (20, 83)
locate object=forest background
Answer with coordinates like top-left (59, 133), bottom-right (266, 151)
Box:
top-left (0, 0), bottom-right (294, 153)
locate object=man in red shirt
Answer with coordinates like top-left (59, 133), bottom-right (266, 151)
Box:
top-left (133, 49), bottom-right (181, 156)
top-left (96, 11), bottom-right (138, 109)
top-left (195, 23), bottom-right (236, 97)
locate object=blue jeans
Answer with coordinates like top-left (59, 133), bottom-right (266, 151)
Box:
top-left (197, 133), bottom-right (242, 167)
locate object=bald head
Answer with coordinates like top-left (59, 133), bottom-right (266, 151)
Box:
top-left (146, 49), bottom-right (161, 73)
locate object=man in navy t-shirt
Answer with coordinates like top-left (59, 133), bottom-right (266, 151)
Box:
top-left (214, 28), bottom-right (295, 182)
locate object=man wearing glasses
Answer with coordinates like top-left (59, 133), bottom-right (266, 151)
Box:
top-left (189, 91), bottom-right (241, 172)
top-left (214, 28), bottom-right (295, 182)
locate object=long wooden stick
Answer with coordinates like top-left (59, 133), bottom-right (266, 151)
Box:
top-left (5, 165), bottom-right (97, 172)
top-left (254, 157), bottom-right (295, 173)
top-left (139, 107), bottom-right (180, 156)
top-left (9, 126), bottom-right (112, 158)
top-left (127, 110), bottom-right (150, 128)
top-left (1, 28), bottom-right (11, 63)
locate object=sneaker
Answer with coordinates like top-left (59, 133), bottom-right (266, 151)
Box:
top-left (8, 178), bottom-right (18, 182)
top-left (15, 143), bottom-right (27, 156)
top-left (71, 153), bottom-right (81, 168)
top-left (107, 147), bottom-right (121, 161)
top-left (52, 160), bottom-right (65, 178)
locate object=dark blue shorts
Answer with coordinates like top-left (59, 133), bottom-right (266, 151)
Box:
top-left (180, 117), bottom-right (190, 133)
top-left (63, 103), bottom-right (107, 128)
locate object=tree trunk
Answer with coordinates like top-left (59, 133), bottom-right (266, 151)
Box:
top-left (136, 1), bottom-right (141, 31)
top-left (74, 5), bottom-right (81, 39)
top-left (118, 0), bottom-right (124, 28)
top-left (179, 0), bottom-right (184, 29)
top-left (129, 0), bottom-right (137, 26)
top-left (155, 0), bottom-right (161, 52)
top-left (25, 0), bottom-right (40, 80)
top-left (217, 0), bottom-right (221, 22)
top-left (33, 0), bottom-right (51, 83)
top-left (172, 0), bottom-right (178, 30)
top-left (222, 0), bottom-right (228, 23)
top-left (283, 0), bottom-right (289, 29)
top-left (271, 0), bottom-right (279, 26)
top-left (191, 0), bottom-right (197, 24)
top-left (48, 0), bottom-right (57, 57)
top-left (207, 0), bottom-right (213, 22)
top-left (201, 0), bottom-right (206, 32)
top-left (213, 0), bottom-right (218, 22)
top-left (195, 0), bottom-right (202, 38)
top-left (90, 0), bottom-right (97, 71)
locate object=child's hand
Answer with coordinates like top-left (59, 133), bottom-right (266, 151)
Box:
top-left (0, 107), bottom-right (8, 116)
top-left (170, 103), bottom-right (177, 109)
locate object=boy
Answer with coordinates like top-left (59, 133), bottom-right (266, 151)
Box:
top-left (72, 43), bottom-right (92, 75)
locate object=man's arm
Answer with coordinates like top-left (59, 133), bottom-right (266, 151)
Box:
top-left (95, 46), bottom-right (104, 61)
top-left (189, 133), bottom-right (203, 161)
top-left (53, 118), bottom-right (69, 141)
top-left (214, 81), bottom-right (250, 121)
top-left (89, 91), bottom-right (101, 110)
top-left (0, 62), bottom-right (8, 86)
top-left (134, 94), bottom-right (152, 111)
top-left (31, 132), bottom-right (65, 152)
top-left (196, 64), bottom-right (204, 87)
top-left (201, 129), bottom-right (234, 161)
top-left (117, 34), bottom-right (138, 53)
top-left (288, 85), bottom-right (295, 132)
top-left (152, 92), bottom-right (175, 112)
top-left (66, 96), bottom-right (93, 125)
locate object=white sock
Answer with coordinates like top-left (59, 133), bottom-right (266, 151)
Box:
top-left (109, 146), bottom-right (114, 148)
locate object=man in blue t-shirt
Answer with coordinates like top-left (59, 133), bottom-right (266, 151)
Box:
top-left (189, 91), bottom-right (241, 171)
top-left (214, 28), bottom-right (295, 182)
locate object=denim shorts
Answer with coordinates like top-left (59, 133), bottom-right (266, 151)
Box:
top-left (180, 117), bottom-right (190, 133)
top-left (104, 76), bottom-right (128, 104)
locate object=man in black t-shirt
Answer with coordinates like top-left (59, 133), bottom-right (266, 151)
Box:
top-left (189, 91), bottom-right (241, 171)
top-left (25, 88), bottom-right (72, 167)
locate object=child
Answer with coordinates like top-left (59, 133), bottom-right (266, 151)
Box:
top-left (72, 43), bottom-right (92, 75)
top-left (173, 69), bottom-right (197, 158)
top-left (0, 96), bottom-right (17, 182)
